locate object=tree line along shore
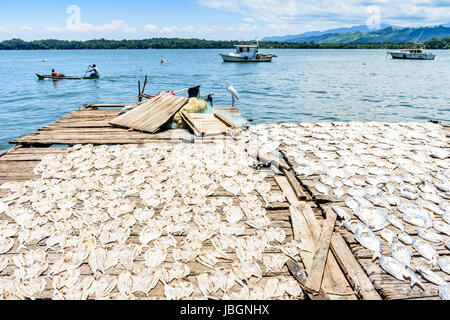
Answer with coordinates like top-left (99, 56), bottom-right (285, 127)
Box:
top-left (0, 37), bottom-right (449, 50)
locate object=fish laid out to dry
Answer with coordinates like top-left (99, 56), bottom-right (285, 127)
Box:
top-left (0, 141), bottom-right (308, 301)
top-left (247, 122), bottom-right (449, 300)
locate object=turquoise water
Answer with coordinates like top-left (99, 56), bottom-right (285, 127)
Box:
top-left (0, 49), bottom-right (449, 150)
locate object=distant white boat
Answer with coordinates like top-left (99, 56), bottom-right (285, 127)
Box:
top-left (388, 31), bottom-right (435, 60)
top-left (388, 49), bottom-right (435, 60)
top-left (219, 43), bottom-right (277, 63)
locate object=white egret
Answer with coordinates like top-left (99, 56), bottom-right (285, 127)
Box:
top-left (225, 80), bottom-right (239, 106)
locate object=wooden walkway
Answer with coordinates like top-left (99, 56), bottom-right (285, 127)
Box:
top-left (0, 108), bottom-right (384, 300)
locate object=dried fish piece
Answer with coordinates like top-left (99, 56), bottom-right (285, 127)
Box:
top-left (402, 213), bottom-right (432, 229)
top-left (263, 227), bottom-right (286, 244)
top-left (144, 247), bottom-right (167, 269)
top-left (208, 270), bottom-right (236, 294)
top-left (264, 278), bottom-right (279, 300)
top-left (90, 274), bottom-right (117, 299)
top-left (0, 201), bottom-right (8, 214)
top-left (438, 256), bottom-right (450, 275)
top-left (196, 273), bottom-right (211, 298)
top-left (388, 215), bottom-right (405, 233)
top-left (314, 183), bottom-right (329, 195)
top-left (139, 226), bottom-right (163, 247)
top-left (87, 247), bottom-right (118, 274)
top-left (331, 205), bottom-right (351, 221)
top-left (0, 238), bottom-right (14, 254)
top-left (16, 277), bottom-right (47, 299)
top-left (278, 277), bottom-right (302, 298)
top-left (433, 221), bottom-right (450, 236)
top-left (416, 266), bottom-right (447, 286)
top-left (412, 239), bottom-right (439, 266)
top-left (0, 256), bottom-right (9, 274)
top-left (390, 241), bottom-right (412, 268)
top-left (439, 284), bottom-right (450, 300)
top-left (224, 206), bottom-right (244, 224)
top-left (232, 260), bottom-right (262, 282)
top-left (133, 208), bottom-right (155, 225)
top-left (52, 269), bottom-right (81, 290)
top-left (417, 227), bottom-right (444, 244)
top-left (381, 229), bottom-right (397, 245)
top-left (354, 229), bottom-right (382, 261)
top-left (263, 254), bottom-right (288, 273)
top-left (164, 281), bottom-right (194, 300)
top-left (117, 271), bottom-right (133, 296)
top-left (131, 268), bottom-right (161, 297)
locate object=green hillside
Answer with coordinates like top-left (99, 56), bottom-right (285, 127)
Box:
top-left (288, 26), bottom-right (450, 43)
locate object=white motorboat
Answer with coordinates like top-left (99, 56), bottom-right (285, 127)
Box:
top-left (388, 31), bottom-right (435, 60)
top-left (219, 43), bottom-right (277, 62)
top-left (388, 49), bottom-right (435, 60)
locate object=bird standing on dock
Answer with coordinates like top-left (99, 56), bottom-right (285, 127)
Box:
top-left (225, 80), bottom-right (239, 106)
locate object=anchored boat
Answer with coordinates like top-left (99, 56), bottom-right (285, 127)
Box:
top-left (219, 42), bottom-right (277, 62)
top-left (36, 73), bottom-right (100, 80)
top-left (388, 49), bottom-right (435, 60)
top-left (388, 32), bottom-right (435, 60)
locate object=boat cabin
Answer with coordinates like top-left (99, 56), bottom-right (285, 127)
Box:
top-left (234, 45), bottom-right (258, 57)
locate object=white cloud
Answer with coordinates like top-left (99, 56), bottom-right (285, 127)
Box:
top-left (144, 24), bottom-right (158, 31)
top-left (198, 0), bottom-right (450, 31)
top-left (0, 25), bottom-right (33, 33)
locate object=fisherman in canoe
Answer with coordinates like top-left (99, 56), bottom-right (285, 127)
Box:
top-left (51, 69), bottom-right (66, 78)
top-left (87, 64), bottom-right (100, 78)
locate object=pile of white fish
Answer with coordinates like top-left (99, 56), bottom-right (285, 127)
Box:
top-left (0, 142), bottom-right (303, 300)
top-left (244, 122), bottom-right (450, 300)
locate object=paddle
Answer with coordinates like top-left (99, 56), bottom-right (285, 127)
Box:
top-left (82, 65), bottom-right (92, 78)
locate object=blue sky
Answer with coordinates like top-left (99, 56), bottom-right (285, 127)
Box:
top-left (1, 0), bottom-right (449, 40)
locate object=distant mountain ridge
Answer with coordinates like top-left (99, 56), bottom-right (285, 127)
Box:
top-left (262, 24), bottom-right (396, 42)
top-left (263, 25), bottom-right (450, 43)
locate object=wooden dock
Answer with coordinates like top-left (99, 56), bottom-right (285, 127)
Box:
top-left (274, 122), bottom-right (450, 300)
top-left (0, 108), bottom-right (393, 300)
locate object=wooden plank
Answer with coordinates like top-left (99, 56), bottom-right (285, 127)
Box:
top-left (274, 176), bottom-right (297, 205)
top-left (181, 112), bottom-right (204, 136)
top-left (110, 94), bottom-right (188, 134)
top-left (321, 208), bottom-right (382, 300)
top-left (138, 97), bottom-right (187, 133)
top-left (305, 210), bottom-right (337, 294)
top-left (295, 202), bottom-right (357, 300)
top-left (214, 113), bottom-right (235, 128)
top-left (282, 168), bottom-right (307, 201)
top-left (276, 176), bottom-right (356, 300)
top-left (286, 260), bottom-right (329, 300)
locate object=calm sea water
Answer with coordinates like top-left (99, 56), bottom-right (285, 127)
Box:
top-left (0, 49), bottom-right (449, 150)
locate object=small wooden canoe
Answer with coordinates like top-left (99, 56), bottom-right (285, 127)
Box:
top-left (36, 73), bottom-right (100, 80)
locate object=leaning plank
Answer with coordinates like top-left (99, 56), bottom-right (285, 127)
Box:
top-left (274, 176), bottom-right (297, 204)
top-left (282, 168), bottom-right (307, 200)
top-left (295, 202), bottom-right (357, 300)
top-left (110, 94), bottom-right (188, 133)
top-left (214, 113), bottom-right (235, 128)
top-left (276, 176), bottom-right (355, 300)
top-left (318, 208), bottom-right (383, 301)
top-left (305, 210), bottom-right (337, 294)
